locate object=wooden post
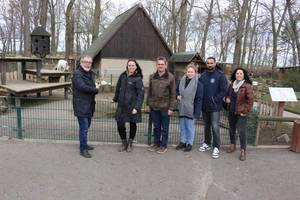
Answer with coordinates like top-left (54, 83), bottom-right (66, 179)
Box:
top-left (0, 60), bottom-right (6, 85)
top-left (22, 61), bottom-right (26, 80)
top-left (275, 101), bottom-right (285, 137)
top-left (277, 101), bottom-right (285, 117)
top-left (255, 121), bottom-right (261, 146)
top-left (291, 120), bottom-right (300, 153)
top-left (17, 62), bottom-right (22, 80)
top-left (36, 60), bottom-right (42, 83)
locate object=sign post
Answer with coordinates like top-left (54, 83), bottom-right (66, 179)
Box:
top-left (269, 87), bottom-right (298, 138)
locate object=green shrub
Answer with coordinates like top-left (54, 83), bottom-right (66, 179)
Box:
top-left (280, 69), bottom-right (300, 91)
top-left (247, 109), bottom-right (259, 145)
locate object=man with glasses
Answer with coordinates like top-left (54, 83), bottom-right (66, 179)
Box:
top-left (72, 55), bottom-right (99, 158)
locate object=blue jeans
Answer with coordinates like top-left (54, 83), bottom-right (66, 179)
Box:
top-left (179, 117), bottom-right (195, 145)
top-left (150, 109), bottom-right (170, 148)
top-left (203, 112), bottom-right (220, 148)
top-left (228, 112), bottom-right (247, 150)
top-left (77, 117), bottom-right (91, 152)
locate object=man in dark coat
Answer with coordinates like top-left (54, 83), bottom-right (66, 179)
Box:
top-left (198, 57), bottom-right (227, 159)
top-left (72, 55), bottom-right (99, 158)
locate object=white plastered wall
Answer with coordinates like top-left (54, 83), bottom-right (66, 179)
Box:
top-left (99, 58), bottom-right (157, 86)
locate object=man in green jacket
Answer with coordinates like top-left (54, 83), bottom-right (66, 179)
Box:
top-left (147, 56), bottom-right (176, 154)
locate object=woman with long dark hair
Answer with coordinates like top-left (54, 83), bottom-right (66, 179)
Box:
top-left (113, 59), bottom-right (144, 152)
top-left (225, 67), bottom-right (254, 161)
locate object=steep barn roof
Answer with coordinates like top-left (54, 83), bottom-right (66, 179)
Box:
top-left (84, 4), bottom-right (172, 59)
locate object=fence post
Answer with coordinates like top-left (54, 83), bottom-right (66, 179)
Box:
top-left (147, 114), bottom-right (152, 145)
top-left (110, 74), bottom-right (113, 92)
top-left (254, 120), bottom-right (261, 146)
top-left (15, 97), bottom-right (23, 139)
top-left (290, 120), bottom-right (300, 152)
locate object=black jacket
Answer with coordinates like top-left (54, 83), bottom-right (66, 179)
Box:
top-left (72, 66), bottom-right (98, 117)
top-left (113, 71), bottom-right (144, 123)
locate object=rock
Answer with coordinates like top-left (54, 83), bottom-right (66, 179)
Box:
top-left (276, 133), bottom-right (290, 143)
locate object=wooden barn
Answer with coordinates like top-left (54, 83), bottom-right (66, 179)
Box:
top-left (84, 4), bottom-right (172, 86)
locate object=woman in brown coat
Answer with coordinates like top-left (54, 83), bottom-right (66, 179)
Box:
top-left (225, 67), bottom-right (254, 161)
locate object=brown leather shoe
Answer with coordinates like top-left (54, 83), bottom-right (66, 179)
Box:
top-left (226, 144), bottom-right (236, 153)
top-left (239, 149), bottom-right (246, 161)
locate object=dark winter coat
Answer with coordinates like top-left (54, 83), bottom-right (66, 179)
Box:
top-left (113, 71), bottom-right (144, 123)
top-left (72, 66), bottom-right (98, 117)
top-left (199, 68), bottom-right (228, 112)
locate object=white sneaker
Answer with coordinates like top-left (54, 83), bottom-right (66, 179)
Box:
top-left (212, 147), bottom-right (220, 159)
top-left (198, 143), bottom-right (211, 152)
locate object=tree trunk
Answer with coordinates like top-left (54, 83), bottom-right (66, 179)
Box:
top-left (22, 0), bottom-right (31, 56)
top-left (49, 0), bottom-right (56, 55)
top-left (65, 0), bottom-right (76, 60)
top-left (178, 0), bottom-right (188, 52)
top-left (200, 0), bottom-right (214, 59)
top-left (19, 13), bottom-right (23, 53)
top-left (232, 0), bottom-right (249, 69)
top-left (39, 0), bottom-right (48, 28)
top-left (171, 0), bottom-right (177, 52)
top-left (287, 0), bottom-right (300, 66)
top-left (75, 2), bottom-right (81, 55)
top-left (250, 31), bottom-right (258, 69)
top-left (92, 0), bottom-right (101, 42)
top-left (246, 0), bottom-right (259, 70)
top-left (241, 0), bottom-right (253, 68)
top-left (270, 0), bottom-right (287, 75)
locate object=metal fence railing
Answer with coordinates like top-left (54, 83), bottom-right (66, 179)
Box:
top-left (0, 96), bottom-right (238, 146)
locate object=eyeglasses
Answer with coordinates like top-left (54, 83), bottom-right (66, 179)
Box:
top-left (83, 60), bottom-right (93, 64)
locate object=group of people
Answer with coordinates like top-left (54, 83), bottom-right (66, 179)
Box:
top-left (72, 55), bottom-right (253, 161)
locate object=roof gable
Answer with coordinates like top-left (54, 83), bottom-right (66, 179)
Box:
top-left (169, 51), bottom-right (205, 63)
top-left (84, 4), bottom-right (172, 59)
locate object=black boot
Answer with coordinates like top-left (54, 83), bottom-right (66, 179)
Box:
top-left (87, 145), bottom-right (94, 150)
top-left (118, 139), bottom-right (128, 152)
top-left (176, 142), bottom-right (186, 150)
top-left (127, 139), bottom-right (133, 152)
top-left (80, 150), bottom-right (92, 158)
top-left (184, 144), bottom-right (192, 152)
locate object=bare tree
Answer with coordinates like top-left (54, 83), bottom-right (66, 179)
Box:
top-left (200, 0), bottom-right (214, 58)
top-left (39, 0), bottom-right (48, 28)
top-left (65, 0), bottom-right (76, 60)
top-left (240, 0), bottom-right (255, 68)
top-left (49, 0), bottom-right (56, 55)
top-left (92, 0), bottom-right (102, 42)
top-left (286, 0), bottom-right (300, 65)
top-left (232, 0), bottom-right (250, 68)
top-left (22, 0), bottom-right (31, 56)
top-left (262, 0), bottom-right (287, 72)
top-left (171, 0), bottom-right (177, 51)
top-left (246, 0), bottom-right (259, 70)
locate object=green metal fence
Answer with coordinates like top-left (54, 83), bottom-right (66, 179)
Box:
top-left (0, 96), bottom-right (237, 145)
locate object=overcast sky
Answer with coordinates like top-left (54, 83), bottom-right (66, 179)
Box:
top-left (113, 0), bottom-right (140, 9)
